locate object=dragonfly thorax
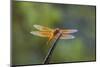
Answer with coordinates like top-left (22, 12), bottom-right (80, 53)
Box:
top-left (53, 28), bottom-right (60, 35)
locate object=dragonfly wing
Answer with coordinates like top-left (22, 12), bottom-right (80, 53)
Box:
top-left (30, 31), bottom-right (50, 37)
top-left (60, 34), bottom-right (75, 39)
top-left (33, 24), bottom-right (53, 31)
top-left (61, 29), bottom-right (78, 34)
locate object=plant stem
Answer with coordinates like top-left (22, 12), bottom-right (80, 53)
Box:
top-left (43, 32), bottom-right (62, 64)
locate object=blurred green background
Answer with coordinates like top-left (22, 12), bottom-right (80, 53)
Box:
top-left (12, 1), bottom-right (96, 65)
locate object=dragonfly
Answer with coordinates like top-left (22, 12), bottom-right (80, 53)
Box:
top-left (30, 24), bottom-right (78, 44)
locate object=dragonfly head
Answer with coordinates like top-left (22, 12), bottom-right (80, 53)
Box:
top-left (55, 28), bottom-right (60, 31)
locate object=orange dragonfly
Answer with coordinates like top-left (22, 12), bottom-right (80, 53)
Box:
top-left (30, 24), bottom-right (78, 44)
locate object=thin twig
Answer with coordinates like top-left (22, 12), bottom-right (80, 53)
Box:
top-left (43, 32), bottom-right (62, 64)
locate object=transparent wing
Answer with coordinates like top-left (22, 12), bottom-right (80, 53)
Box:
top-left (30, 31), bottom-right (50, 37)
top-left (60, 34), bottom-right (75, 39)
top-left (61, 29), bottom-right (78, 34)
top-left (33, 24), bottom-right (53, 31)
